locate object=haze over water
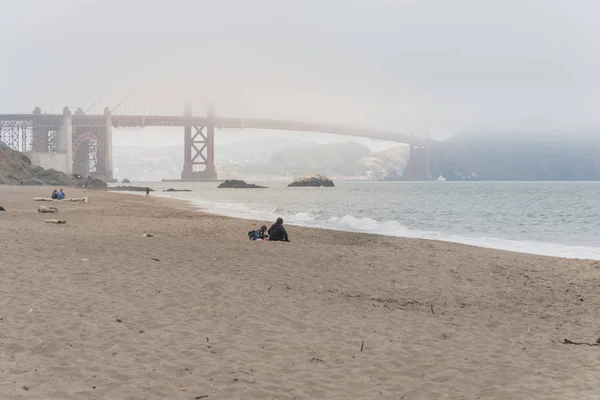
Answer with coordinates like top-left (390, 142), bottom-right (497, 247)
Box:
top-left (126, 180), bottom-right (600, 261)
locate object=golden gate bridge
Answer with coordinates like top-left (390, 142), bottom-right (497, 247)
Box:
top-left (0, 104), bottom-right (433, 181)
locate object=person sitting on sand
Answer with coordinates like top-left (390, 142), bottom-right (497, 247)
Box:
top-left (51, 189), bottom-right (58, 199)
top-left (56, 189), bottom-right (65, 200)
top-left (248, 225), bottom-right (268, 241)
top-left (268, 218), bottom-right (290, 242)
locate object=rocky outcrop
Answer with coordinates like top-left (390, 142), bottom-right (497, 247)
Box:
top-left (217, 180), bottom-right (267, 189)
top-left (109, 186), bottom-right (153, 192)
top-left (163, 188), bottom-right (192, 192)
top-left (288, 174), bottom-right (334, 187)
top-left (0, 145), bottom-right (106, 188)
top-left (122, 178), bottom-right (131, 183)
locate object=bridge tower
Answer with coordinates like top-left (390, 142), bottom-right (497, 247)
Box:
top-left (58, 107), bottom-right (73, 175)
top-left (32, 107), bottom-right (49, 152)
top-left (404, 140), bottom-right (432, 181)
top-left (71, 107), bottom-right (113, 181)
top-left (181, 104), bottom-right (218, 181)
top-left (425, 134), bottom-right (432, 180)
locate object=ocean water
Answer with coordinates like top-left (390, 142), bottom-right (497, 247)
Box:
top-left (121, 181), bottom-right (600, 260)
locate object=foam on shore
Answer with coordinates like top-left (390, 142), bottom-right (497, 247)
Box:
top-left (154, 193), bottom-right (600, 260)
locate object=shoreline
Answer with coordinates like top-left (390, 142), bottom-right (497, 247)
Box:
top-left (138, 189), bottom-right (600, 261)
top-left (3, 185), bottom-right (600, 399)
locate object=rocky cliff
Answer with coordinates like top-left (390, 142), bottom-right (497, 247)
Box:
top-left (0, 144), bottom-right (106, 187)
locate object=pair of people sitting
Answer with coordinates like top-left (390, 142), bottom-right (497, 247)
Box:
top-left (248, 218), bottom-right (290, 242)
top-left (51, 189), bottom-right (65, 200)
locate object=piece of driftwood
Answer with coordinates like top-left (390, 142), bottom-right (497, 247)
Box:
top-left (68, 197), bottom-right (88, 202)
top-left (33, 196), bottom-right (88, 203)
top-left (563, 338), bottom-right (600, 346)
top-left (44, 219), bottom-right (66, 224)
top-left (38, 206), bottom-right (58, 213)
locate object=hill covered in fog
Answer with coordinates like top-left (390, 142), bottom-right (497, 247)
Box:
top-left (432, 132), bottom-right (600, 181)
top-left (112, 141), bottom-right (409, 181)
top-left (242, 142), bottom-right (409, 179)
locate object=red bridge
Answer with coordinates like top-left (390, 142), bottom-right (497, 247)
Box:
top-left (0, 106), bottom-right (433, 181)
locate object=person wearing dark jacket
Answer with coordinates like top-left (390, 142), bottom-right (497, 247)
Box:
top-left (268, 218), bottom-right (290, 242)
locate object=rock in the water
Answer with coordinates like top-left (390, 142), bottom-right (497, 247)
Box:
top-left (288, 174), bottom-right (334, 187)
top-left (122, 178), bottom-right (131, 183)
top-left (109, 186), bottom-right (153, 192)
top-left (217, 180), bottom-right (267, 189)
top-left (163, 188), bottom-right (193, 192)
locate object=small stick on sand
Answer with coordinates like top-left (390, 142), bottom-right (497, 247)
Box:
top-left (360, 340), bottom-right (364, 352)
top-left (563, 338), bottom-right (600, 346)
top-left (45, 219), bottom-right (66, 224)
top-left (430, 304), bottom-right (435, 314)
top-left (38, 206), bottom-right (58, 214)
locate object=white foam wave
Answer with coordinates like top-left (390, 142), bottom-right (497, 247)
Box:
top-left (158, 194), bottom-right (600, 261)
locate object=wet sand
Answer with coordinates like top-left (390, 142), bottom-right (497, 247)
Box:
top-left (1, 186), bottom-right (600, 399)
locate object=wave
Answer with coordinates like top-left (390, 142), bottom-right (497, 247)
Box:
top-left (161, 194), bottom-right (600, 261)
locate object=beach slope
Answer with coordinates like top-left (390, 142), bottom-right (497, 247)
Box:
top-left (1, 186), bottom-right (600, 399)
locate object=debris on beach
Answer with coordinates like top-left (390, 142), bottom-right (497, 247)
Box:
top-left (38, 206), bottom-right (58, 213)
top-left (44, 219), bottom-right (66, 224)
top-left (109, 186), bottom-right (153, 192)
top-left (34, 196), bottom-right (88, 203)
top-left (143, 233), bottom-right (154, 237)
top-left (563, 338), bottom-right (600, 346)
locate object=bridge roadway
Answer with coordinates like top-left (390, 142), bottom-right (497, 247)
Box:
top-left (0, 113), bottom-right (428, 146)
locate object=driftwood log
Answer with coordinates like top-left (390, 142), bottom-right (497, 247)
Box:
top-left (38, 206), bottom-right (59, 214)
top-left (44, 219), bottom-right (66, 224)
top-left (33, 196), bottom-right (88, 203)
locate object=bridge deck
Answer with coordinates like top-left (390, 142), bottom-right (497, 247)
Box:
top-left (0, 114), bottom-right (427, 145)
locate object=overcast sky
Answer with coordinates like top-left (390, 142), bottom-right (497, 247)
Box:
top-left (2, 0), bottom-right (600, 143)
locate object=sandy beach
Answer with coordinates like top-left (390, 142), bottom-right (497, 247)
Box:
top-left (1, 186), bottom-right (600, 399)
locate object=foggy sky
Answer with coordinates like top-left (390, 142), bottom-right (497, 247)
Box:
top-left (2, 0), bottom-right (600, 137)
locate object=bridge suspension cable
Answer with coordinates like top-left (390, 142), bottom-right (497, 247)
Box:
top-left (83, 96), bottom-right (102, 114)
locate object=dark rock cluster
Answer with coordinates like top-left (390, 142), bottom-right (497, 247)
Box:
top-left (217, 179), bottom-right (267, 189)
top-left (288, 174), bottom-right (334, 187)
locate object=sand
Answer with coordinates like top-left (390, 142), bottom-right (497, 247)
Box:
top-left (1, 186), bottom-right (600, 399)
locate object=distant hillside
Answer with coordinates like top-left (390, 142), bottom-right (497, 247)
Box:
top-left (112, 138), bottom-right (318, 181)
top-left (245, 142), bottom-right (409, 178)
top-left (432, 132), bottom-right (600, 181)
top-left (113, 140), bottom-right (409, 180)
